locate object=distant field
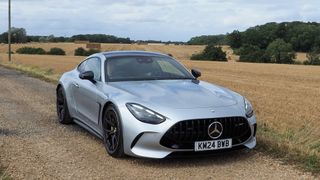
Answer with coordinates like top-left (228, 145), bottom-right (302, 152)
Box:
top-left (0, 42), bottom-right (308, 63)
top-left (0, 42), bottom-right (204, 60)
top-left (0, 43), bottom-right (319, 169)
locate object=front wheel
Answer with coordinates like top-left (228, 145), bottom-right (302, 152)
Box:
top-left (103, 105), bottom-right (125, 158)
top-left (56, 87), bottom-right (73, 124)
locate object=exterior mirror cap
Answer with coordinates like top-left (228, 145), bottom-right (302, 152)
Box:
top-left (79, 71), bottom-right (95, 82)
top-left (191, 69), bottom-right (201, 79)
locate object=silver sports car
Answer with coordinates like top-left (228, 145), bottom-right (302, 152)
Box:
top-left (56, 51), bottom-right (257, 158)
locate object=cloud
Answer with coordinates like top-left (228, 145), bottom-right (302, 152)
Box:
top-left (0, 0), bottom-right (320, 41)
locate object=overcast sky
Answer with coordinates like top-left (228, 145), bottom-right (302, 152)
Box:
top-left (0, 0), bottom-right (320, 41)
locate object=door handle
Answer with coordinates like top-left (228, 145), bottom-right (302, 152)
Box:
top-left (73, 82), bottom-right (79, 88)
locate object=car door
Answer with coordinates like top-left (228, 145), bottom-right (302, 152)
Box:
top-left (73, 57), bottom-right (102, 128)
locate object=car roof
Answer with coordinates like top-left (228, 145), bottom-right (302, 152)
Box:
top-left (102, 51), bottom-right (170, 58)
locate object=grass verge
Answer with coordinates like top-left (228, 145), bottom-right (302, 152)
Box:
top-left (0, 166), bottom-right (11, 180)
top-left (257, 125), bottom-right (320, 174)
top-left (0, 61), bottom-right (59, 83)
top-left (0, 61), bottom-right (319, 175)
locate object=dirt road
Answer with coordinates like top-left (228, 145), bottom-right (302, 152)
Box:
top-left (0, 67), bottom-right (315, 179)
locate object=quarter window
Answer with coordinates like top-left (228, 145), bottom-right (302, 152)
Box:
top-left (83, 57), bottom-right (101, 81)
top-left (77, 60), bottom-right (86, 73)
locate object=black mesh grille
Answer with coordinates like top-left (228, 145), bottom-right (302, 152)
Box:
top-left (160, 117), bottom-right (252, 149)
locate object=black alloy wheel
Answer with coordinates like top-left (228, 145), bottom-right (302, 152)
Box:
top-left (103, 105), bottom-right (125, 158)
top-left (56, 87), bottom-right (72, 124)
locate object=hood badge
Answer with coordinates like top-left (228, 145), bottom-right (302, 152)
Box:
top-left (211, 109), bottom-right (215, 113)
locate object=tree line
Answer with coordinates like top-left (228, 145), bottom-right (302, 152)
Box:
top-left (0, 28), bottom-right (185, 45)
top-left (187, 35), bottom-right (227, 45)
top-left (227, 21), bottom-right (320, 52)
top-left (188, 22), bottom-right (320, 52)
top-left (227, 22), bottom-right (320, 64)
top-left (0, 28), bottom-right (133, 44)
top-left (188, 21), bottom-right (320, 65)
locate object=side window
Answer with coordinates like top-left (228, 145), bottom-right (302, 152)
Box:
top-left (84, 57), bottom-right (101, 81)
top-left (77, 60), bottom-right (87, 73)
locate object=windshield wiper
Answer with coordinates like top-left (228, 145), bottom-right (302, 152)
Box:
top-left (167, 77), bottom-right (195, 80)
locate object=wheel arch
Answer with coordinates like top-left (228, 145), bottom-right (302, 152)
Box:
top-left (101, 101), bottom-right (116, 124)
top-left (100, 101), bottom-right (123, 129)
top-left (56, 83), bottom-right (63, 92)
top-left (56, 82), bottom-right (76, 118)
top-left (102, 101), bottom-right (114, 116)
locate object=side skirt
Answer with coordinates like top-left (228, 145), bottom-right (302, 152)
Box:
top-left (73, 118), bottom-right (104, 140)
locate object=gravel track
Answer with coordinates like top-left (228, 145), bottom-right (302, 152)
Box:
top-left (0, 67), bottom-right (316, 179)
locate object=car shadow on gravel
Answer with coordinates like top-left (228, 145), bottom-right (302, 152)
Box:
top-left (0, 128), bottom-right (19, 136)
top-left (129, 150), bottom-right (257, 168)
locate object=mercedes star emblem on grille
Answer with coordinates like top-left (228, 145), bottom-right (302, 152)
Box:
top-left (208, 121), bottom-right (223, 139)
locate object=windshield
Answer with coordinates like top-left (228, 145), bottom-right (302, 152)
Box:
top-left (105, 56), bottom-right (194, 82)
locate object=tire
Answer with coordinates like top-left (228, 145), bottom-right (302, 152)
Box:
top-left (102, 104), bottom-right (125, 158)
top-left (56, 86), bottom-right (73, 124)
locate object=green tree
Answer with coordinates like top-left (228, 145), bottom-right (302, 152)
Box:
top-left (39, 36), bottom-right (48, 43)
top-left (275, 23), bottom-right (288, 39)
top-left (266, 39), bottom-right (295, 64)
top-left (191, 45), bottom-right (227, 61)
top-left (46, 35), bottom-right (55, 42)
top-left (241, 23), bottom-right (278, 49)
top-left (227, 30), bottom-right (242, 48)
top-left (0, 27), bottom-right (27, 43)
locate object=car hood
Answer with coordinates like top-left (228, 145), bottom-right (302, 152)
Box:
top-left (109, 80), bottom-right (238, 109)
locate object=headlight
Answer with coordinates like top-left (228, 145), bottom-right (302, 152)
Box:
top-left (126, 103), bottom-right (166, 124)
top-left (244, 97), bottom-right (254, 118)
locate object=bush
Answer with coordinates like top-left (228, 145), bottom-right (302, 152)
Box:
top-left (47, 47), bottom-right (66, 55)
top-left (238, 44), bottom-right (270, 63)
top-left (16, 46), bottom-right (67, 56)
top-left (304, 47), bottom-right (320, 65)
top-left (191, 45), bottom-right (227, 61)
top-left (74, 47), bottom-right (86, 56)
top-left (74, 47), bottom-right (100, 56)
top-left (293, 61), bottom-right (303, 65)
top-left (16, 47), bottom-right (46, 55)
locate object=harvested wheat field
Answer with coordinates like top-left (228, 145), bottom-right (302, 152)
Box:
top-left (0, 43), bottom-right (204, 60)
top-left (0, 43), bottom-right (320, 170)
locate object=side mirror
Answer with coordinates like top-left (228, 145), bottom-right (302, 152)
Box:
top-left (191, 69), bottom-right (201, 79)
top-left (79, 71), bottom-right (95, 82)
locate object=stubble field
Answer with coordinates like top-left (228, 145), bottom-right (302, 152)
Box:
top-left (0, 42), bottom-right (319, 171)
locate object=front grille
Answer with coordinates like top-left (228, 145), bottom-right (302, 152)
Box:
top-left (160, 117), bottom-right (252, 149)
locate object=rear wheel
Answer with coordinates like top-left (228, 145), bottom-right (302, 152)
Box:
top-left (103, 105), bottom-right (125, 158)
top-left (56, 87), bottom-right (73, 124)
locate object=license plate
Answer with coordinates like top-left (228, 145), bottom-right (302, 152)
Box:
top-left (194, 139), bottom-right (232, 151)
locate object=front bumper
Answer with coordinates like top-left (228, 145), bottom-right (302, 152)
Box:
top-left (120, 105), bottom-right (257, 159)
